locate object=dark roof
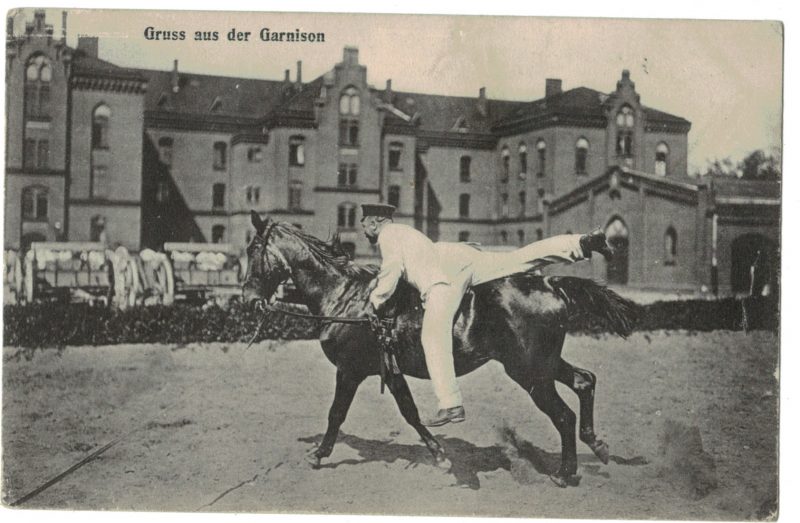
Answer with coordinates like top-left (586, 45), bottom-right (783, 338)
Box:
top-left (711, 177), bottom-right (781, 201)
top-left (71, 50), bottom-right (146, 82)
top-left (134, 68), bottom-right (290, 119)
top-left (377, 89), bottom-right (524, 133)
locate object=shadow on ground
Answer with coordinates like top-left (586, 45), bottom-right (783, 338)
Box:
top-left (299, 431), bottom-right (648, 490)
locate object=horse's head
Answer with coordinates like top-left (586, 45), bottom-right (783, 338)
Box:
top-left (242, 211), bottom-right (292, 307)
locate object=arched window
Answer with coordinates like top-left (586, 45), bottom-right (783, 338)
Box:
top-left (21, 186), bottom-right (48, 220)
top-left (24, 137), bottom-right (49, 169)
top-left (92, 104), bottom-right (111, 149)
top-left (212, 225), bottom-right (226, 243)
top-left (339, 86), bottom-right (360, 115)
top-left (500, 145), bottom-right (511, 183)
top-left (664, 226), bottom-right (677, 265)
top-left (518, 143), bottom-right (528, 178)
top-left (459, 194), bottom-right (470, 218)
top-left (212, 183), bottom-right (226, 209)
top-left (90, 215), bottom-right (107, 243)
top-left (616, 105), bottom-right (634, 158)
top-left (655, 142), bottom-right (669, 176)
top-left (389, 142), bottom-right (403, 171)
top-left (460, 155), bottom-right (471, 183)
top-left (24, 54), bottom-right (51, 119)
top-left (337, 203), bottom-right (357, 229)
top-left (339, 86), bottom-right (360, 146)
top-left (158, 136), bottom-right (173, 166)
top-left (500, 146), bottom-right (510, 183)
top-left (289, 136), bottom-right (305, 166)
top-left (575, 137), bottom-right (589, 174)
top-left (536, 139), bottom-right (546, 177)
top-left (213, 142), bottom-right (227, 169)
top-left (518, 190), bottom-right (526, 217)
top-left (605, 217), bottom-right (630, 284)
top-left (458, 231), bottom-right (470, 242)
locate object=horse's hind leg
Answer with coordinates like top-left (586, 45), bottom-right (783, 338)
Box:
top-left (556, 359), bottom-right (609, 464)
top-left (528, 378), bottom-right (580, 487)
top-left (387, 374), bottom-right (448, 468)
top-left (305, 369), bottom-right (365, 468)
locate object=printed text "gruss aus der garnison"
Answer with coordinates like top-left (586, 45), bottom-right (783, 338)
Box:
top-left (143, 27), bottom-right (326, 43)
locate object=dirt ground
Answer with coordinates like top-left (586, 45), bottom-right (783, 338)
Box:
top-left (2, 330), bottom-right (778, 519)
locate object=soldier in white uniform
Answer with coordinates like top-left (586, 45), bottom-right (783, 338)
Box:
top-left (361, 203), bottom-right (612, 427)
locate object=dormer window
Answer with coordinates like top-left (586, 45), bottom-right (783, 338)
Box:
top-left (209, 96), bottom-right (222, 113)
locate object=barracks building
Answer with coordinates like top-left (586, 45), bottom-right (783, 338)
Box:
top-left (5, 11), bottom-right (780, 295)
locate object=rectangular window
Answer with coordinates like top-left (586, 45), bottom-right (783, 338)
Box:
top-left (156, 181), bottom-right (170, 203)
top-left (388, 185), bottom-right (401, 208)
top-left (36, 193), bottom-right (48, 219)
top-left (459, 194), bottom-right (470, 218)
top-left (460, 156), bottom-right (471, 183)
top-left (92, 165), bottom-right (108, 199)
top-left (518, 191), bottom-right (526, 217)
top-left (37, 140), bottom-right (49, 168)
top-left (212, 225), bottom-right (226, 243)
top-left (22, 191), bottom-right (34, 219)
top-left (389, 143), bottom-right (403, 170)
top-left (213, 142), bottom-right (227, 169)
top-left (289, 137), bottom-right (305, 166)
top-left (537, 148), bottom-right (546, 177)
top-left (288, 182), bottom-right (303, 210)
top-left (339, 119), bottom-right (359, 146)
top-left (458, 231), bottom-right (470, 242)
top-left (158, 137), bottom-right (173, 166)
top-left (248, 147), bottom-right (263, 163)
top-left (501, 193), bottom-right (509, 218)
top-left (24, 139), bottom-right (36, 169)
top-left (338, 163), bottom-right (358, 186)
top-left (212, 183), bottom-right (226, 209)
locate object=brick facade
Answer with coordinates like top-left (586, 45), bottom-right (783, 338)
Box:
top-left (4, 11), bottom-right (780, 295)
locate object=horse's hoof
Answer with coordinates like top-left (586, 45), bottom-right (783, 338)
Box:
top-left (435, 455), bottom-right (452, 470)
top-left (549, 474), bottom-right (581, 488)
top-left (304, 452), bottom-right (322, 469)
top-left (591, 440), bottom-right (610, 465)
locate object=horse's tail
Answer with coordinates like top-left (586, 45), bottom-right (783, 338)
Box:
top-left (547, 276), bottom-right (639, 338)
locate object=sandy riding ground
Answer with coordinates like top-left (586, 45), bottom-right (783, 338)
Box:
top-left (2, 331), bottom-right (778, 519)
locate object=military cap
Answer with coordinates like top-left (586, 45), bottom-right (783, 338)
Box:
top-left (361, 203), bottom-right (396, 219)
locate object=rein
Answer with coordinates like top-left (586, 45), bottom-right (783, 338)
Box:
top-left (258, 300), bottom-right (370, 324)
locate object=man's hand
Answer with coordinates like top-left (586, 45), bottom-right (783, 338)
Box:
top-left (364, 303), bottom-right (382, 331)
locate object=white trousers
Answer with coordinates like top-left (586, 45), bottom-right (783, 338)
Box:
top-left (420, 233), bottom-right (585, 409)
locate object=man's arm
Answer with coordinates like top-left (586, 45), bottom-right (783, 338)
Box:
top-left (369, 238), bottom-right (403, 311)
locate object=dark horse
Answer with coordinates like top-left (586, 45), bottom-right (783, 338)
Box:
top-left (242, 212), bottom-right (638, 487)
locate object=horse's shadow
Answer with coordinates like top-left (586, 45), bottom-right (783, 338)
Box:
top-left (298, 432), bottom-right (648, 489)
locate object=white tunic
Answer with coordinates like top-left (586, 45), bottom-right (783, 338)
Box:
top-left (369, 224), bottom-right (450, 309)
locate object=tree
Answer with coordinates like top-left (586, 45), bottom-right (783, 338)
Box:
top-left (697, 149), bottom-right (780, 180)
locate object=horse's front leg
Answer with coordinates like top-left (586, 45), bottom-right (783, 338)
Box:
top-left (386, 373), bottom-right (449, 468)
top-left (305, 369), bottom-right (366, 468)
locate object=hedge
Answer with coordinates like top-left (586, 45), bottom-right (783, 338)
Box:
top-left (3, 296), bottom-right (778, 350)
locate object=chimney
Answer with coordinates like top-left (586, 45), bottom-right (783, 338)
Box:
top-left (295, 60), bottom-right (302, 87)
top-left (545, 78), bottom-right (562, 98)
top-left (77, 36), bottom-right (98, 58)
top-left (171, 59), bottom-right (179, 93)
top-left (477, 87), bottom-right (488, 117)
top-left (33, 10), bottom-right (45, 32)
top-left (61, 11), bottom-right (67, 40)
top-left (284, 68), bottom-right (290, 83)
top-left (384, 79), bottom-right (393, 103)
top-left (343, 46), bottom-right (358, 65)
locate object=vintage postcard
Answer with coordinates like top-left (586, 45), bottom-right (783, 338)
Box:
top-left (2, 6), bottom-right (782, 521)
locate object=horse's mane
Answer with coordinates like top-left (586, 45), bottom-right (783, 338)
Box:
top-left (276, 222), bottom-right (379, 281)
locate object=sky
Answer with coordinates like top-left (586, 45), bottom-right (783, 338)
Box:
top-left (7, 7), bottom-right (783, 175)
